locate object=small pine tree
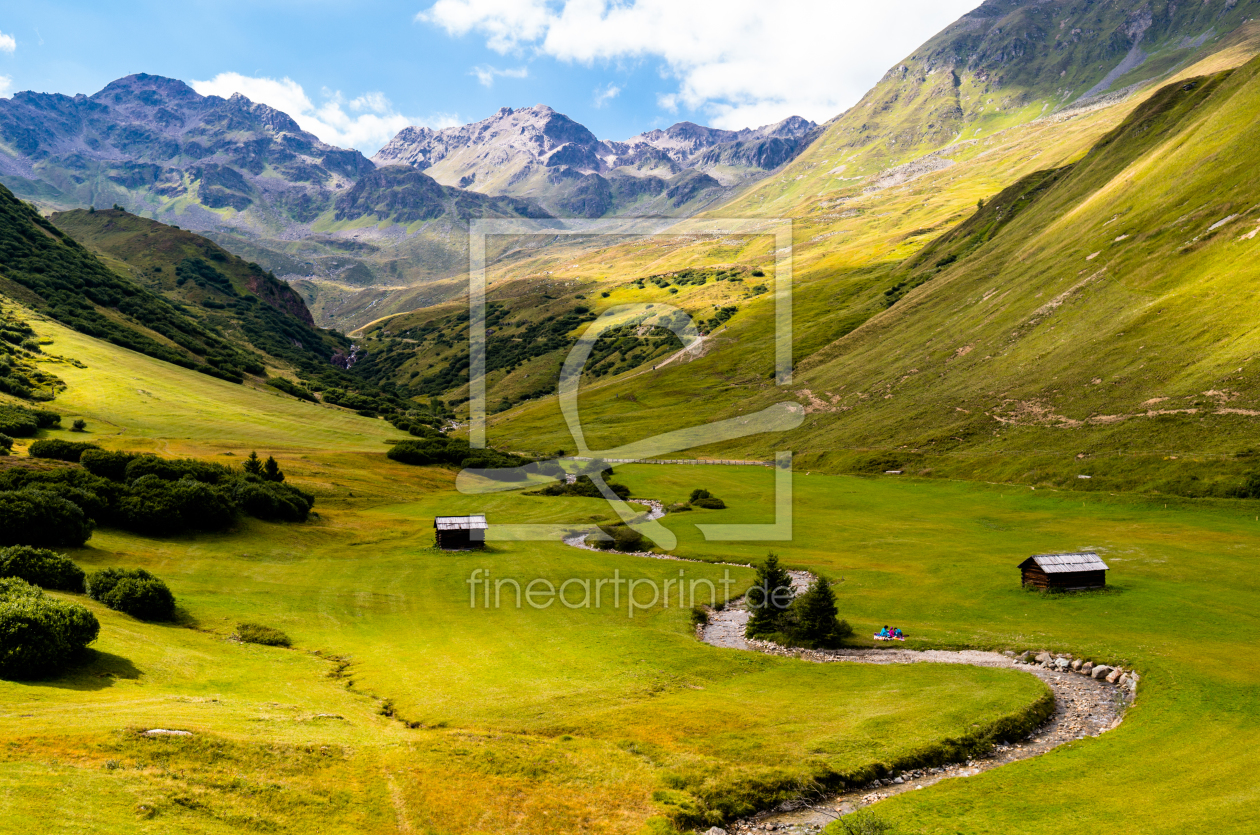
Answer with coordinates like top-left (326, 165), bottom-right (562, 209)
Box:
top-left (791, 576), bottom-right (853, 647)
top-left (243, 451), bottom-right (263, 476)
top-left (745, 553), bottom-right (794, 638)
top-left (262, 456), bottom-right (284, 483)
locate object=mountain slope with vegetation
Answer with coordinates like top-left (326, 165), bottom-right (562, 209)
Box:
top-left (479, 21), bottom-right (1260, 500)
top-left (49, 207), bottom-right (352, 375)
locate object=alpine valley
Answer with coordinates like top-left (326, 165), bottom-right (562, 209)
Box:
top-left (4, 1), bottom-right (1260, 834)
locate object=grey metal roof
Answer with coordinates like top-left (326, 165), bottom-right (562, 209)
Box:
top-left (1021, 552), bottom-right (1109, 573)
top-left (434, 514), bottom-right (489, 531)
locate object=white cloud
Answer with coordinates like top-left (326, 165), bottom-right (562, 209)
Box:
top-left (593, 82), bottom-right (620, 108)
top-left (0, 31), bottom-right (15, 54)
top-left (418, 0), bottom-right (984, 129)
top-left (191, 72), bottom-right (454, 154)
top-left (470, 64), bottom-right (529, 87)
top-left (0, 76), bottom-right (11, 98)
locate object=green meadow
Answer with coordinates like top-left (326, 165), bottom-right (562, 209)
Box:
top-left (5, 395), bottom-right (1260, 833)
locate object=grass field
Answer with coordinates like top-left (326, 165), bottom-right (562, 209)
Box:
top-left (4, 427), bottom-right (1260, 833)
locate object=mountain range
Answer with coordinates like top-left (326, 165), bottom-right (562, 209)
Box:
top-left (0, 76), bottom-right (820, 326)
top-left (373, 106), bottom-right (819, 217)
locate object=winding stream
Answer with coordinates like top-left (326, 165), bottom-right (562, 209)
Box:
top-left (561, 500), bottom-right (1134, 832)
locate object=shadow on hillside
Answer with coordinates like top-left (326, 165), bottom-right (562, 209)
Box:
top-left (39, 650), bottom-right (142, 691)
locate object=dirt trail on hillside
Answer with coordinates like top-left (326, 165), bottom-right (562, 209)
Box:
top-left (560, 520), bottom-right (1132, 833)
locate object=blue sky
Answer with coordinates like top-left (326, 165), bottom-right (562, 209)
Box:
top-left (0, 1), bottom-right (982, 154)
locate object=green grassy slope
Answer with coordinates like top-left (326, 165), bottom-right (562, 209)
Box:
top-left (484, 49), bottom-right (1260, 499)
top-left (0, 308), bottom-right (399, 452)
top-left (0, 319), bottom-right (1049, 832)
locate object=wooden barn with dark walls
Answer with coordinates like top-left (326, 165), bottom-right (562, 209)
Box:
top-left (434, 515), bottom-right (488, 550)
top-left (1019, 552), bottom-right (1109, 590)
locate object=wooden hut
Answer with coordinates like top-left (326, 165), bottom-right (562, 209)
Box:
top-left (1019, 552), bottom-right (1108, 590)
top-left (434, 515), bottom-right (488, 550)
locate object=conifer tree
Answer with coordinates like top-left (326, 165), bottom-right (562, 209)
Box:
top-left (745, 553), bottom-right (794, 638)
top-left (792, 575), bottom-right (853, 647)
top-left (244, 451), bottom-right (262, 476)
top-left (262, 456), bottom-right (284, 483)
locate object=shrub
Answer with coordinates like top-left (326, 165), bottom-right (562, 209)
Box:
top-left (0, 546), bottom-right (86, 592)
top-left (236, 622), bottom-right (292, 647)
top-left (0, 405), bottom-right (41, 437)
top-left (0, 434), bottom-right (12, 451)
top-left (87, 568), bottom-right (176, 621)
top-left (28, 438), bottom-right (100, 462)
top-left (586, 523), bottom-right (646, 552)
top-left (687, 488), bottom-right (726, 509)
top-left (80, 449), bottom-right (139, 481)
top-left (690, 606), bottom-right (709, 627)
top-left (123, 454), bottom-right (233, 485)
top-left (0, 577), bottom-right (99, 679)
top-left (115, 475), bottom-right (236, 536)
top-left (835, 811), bottom-right (894, 835)
top-left (0, 489), bottom-right (94, 547)
top-left (529, 475), bottom-right (631, 499)
top-left (71, 419), bottom-right (87, 432)
top-left (236, 479), bottom-right (314, 522)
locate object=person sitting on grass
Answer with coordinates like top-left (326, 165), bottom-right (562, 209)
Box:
top-left (878, 625), bottom-right (890, 638)
top-left (893, 627), bottom-right (904, 640)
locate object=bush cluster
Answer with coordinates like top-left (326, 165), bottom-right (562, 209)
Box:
top-left (236, 622), bottom-right (292, 647)
top-left (0, 546), bottom-right (86, 592)
top-left (29, 438), bottom-right (100, 462)
top-left (387, 438), bottom-right (529, 473)
top-left (585, 523), bottom-right (646, 552)
top-left (87, 568), bottom-right (176, 621)
top-left (0, 488), bottom-right (95, 547)
top-left (689, 488), bottom-right (727, 509)
top-left (0, 577), bottom-right (99, 679)
top-left (529, 474), bottom-right (632, 500)
top-left (0, 403), bottom-right (60, 437)
top-left (0, 450), bottom-right (315, 544)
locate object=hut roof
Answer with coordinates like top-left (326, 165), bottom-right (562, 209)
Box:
top-left (1019, 552), bottom-right (1109, 574)
top-left (434, 514), bottom-right (489, 531)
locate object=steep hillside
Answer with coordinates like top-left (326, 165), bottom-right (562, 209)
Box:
top-left (372, 105), bottom-right (819, 217)
top-left (0, 183), bottom-right (268, 383)
top-left (49, 207), bottom-right (354, 375)
top-left (727, 0), bottom-right (1260, 216)
top-left (486, 51), bottom-right (1260, 499)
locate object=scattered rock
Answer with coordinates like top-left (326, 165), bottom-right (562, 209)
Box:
top-left (1070, 659), bottom-right (1083, 671)
top-left (1091, 665), bottom-right (1112, 680)
top-left (1081, 661), bottom-right (1094, 674)
top-left (1035, 652), bottom-right (1052, 664)
top-left (1106, 668), bottom-right (1123, 684)
top-left (142, 729), bottom-right (192, 737)
top-left (705, 828), bottom-right (729, 835)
